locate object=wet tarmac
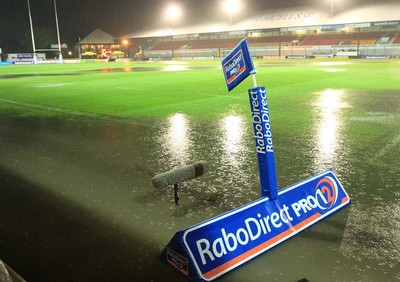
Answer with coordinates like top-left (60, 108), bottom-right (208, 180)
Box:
top-left (0, 84), bottom-right (399, 280)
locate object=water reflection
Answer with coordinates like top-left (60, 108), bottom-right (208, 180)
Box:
top-left (220, 115), bottom-right (245, 168)
top-left (162, 113), bottom-right (191, 164)
top-left (313, 89), bottom-right (349, 169)
top-left (163, 65), bottom-right (188, 72)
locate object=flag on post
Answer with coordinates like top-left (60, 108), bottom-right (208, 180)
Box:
top-left (221, 39), bottom-right (256, 92)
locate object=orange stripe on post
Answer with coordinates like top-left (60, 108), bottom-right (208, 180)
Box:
top-left (203, 213), bottom-right (322, 279)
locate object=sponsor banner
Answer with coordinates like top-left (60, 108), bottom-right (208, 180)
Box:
top-left (321, 24), bottom-right (346, 31)
top-left (248, 86), bottom-right (278, 199)
top-left (345, 23), bottom-right (371, 28)
top-left (180, 170), bottom-right (350, 281)
top-left (161, 170), bottom-right (350, 281)
top-left (221, 39), bottom-right (255, 92)
top-left (284, 55), bottom-right (314, 59)
top-left (17, 53), bottom-right (35, 59)
top-left (372, 21), bottom-right (399, 27)
top-left (362, 55), bottom-right (392, 59)
top-left (287, 25), bottom-right (322, 31)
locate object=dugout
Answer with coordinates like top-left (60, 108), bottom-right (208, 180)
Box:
top-left (77, 29), bottom-right (125, 60)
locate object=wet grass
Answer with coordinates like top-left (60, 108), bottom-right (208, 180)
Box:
top-left (1, 59), bottom-right (399, 140)
top-left (0, 60), bottom-right (397, 115)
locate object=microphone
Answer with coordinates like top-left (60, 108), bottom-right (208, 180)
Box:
top-left (152, 161), bottom-right (209, 190)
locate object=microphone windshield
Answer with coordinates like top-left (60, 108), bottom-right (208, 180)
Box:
top-left (152, 161), bottom-right (209, 189)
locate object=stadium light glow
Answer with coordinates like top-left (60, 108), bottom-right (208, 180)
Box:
top-left (122, 39), bottom-right (129, 58)
top-left (166, 4), bottom-right (181, 26)
top-left (223, 0), bottom-right (242, 25)
top-left (165, 3), bottom-right (182, 59)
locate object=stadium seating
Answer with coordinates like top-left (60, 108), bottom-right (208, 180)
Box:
top-left (150, 38), bottom-right (242, 51)
top-left (341, 31), bottom-right (383, 45)
top-left (393, 34), bottom-right (400, 44)
top-left (188, 38), bottom-right (241, 49)
top-left (247, 36), bottom-right (298, 46)
top-left (146, 31), bottom-right (398, 56)
top-left (300, 34), bottom-right (349, 46)
top-left (151, 41), bottom-right (186, 50)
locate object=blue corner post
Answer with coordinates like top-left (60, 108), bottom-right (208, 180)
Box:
top-left (248, 86), bottom-right (278, 200)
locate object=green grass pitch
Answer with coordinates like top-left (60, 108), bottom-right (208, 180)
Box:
top-left (1, 59), bottom-right (399, 133)
top-left (1, 59), bottom-right (399, 139)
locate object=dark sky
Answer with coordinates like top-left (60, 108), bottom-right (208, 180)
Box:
top-left (0, 0), bottom-right (396, 52)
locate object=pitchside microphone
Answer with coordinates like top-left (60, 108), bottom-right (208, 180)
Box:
top-left (152, 161), bottom-right (209, 204)
top-left (152, 161), bottom-right (209, 190)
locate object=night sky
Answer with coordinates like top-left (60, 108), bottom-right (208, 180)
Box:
top-left (0, 0), bottom-right (395, 53)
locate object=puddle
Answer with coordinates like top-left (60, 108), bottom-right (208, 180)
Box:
top-left (0, 65), bottom-right (218, 80)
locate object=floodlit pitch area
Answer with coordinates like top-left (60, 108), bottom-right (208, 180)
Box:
top-left (1, 59), bottom-right (400, 281)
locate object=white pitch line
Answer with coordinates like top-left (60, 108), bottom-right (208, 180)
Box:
top-left (0, 98), bottom-right (99, 117)
top-left (0, 98), bottom-right (138, 125)
top-left (376, 133), bottom-right (400, 159)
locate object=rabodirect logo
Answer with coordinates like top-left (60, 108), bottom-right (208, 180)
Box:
top-left (166, 248), bottom-right (189, 276)
top-left (223, 50), bottom-right (246, 85)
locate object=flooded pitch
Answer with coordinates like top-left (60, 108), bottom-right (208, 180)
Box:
top-left (0, 81), bottom-right (399, 280)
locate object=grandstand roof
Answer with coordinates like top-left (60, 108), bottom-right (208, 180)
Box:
top-left (78, 29), bottom-right (117, 45)
top-left (124, 3), bottom-right (400, 39)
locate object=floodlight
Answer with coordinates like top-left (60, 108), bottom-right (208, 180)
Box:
top-left (222, 0), bottom-right (241, 25)
top-left (223, 0), bottom-right (241, 13)
top-left (165, 4), bottom-right (182, 58)
top-left (166, 4), bottom-right (181, 21)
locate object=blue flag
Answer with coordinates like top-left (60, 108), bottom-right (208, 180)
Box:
top-left (222, 39), bottom-right (256, 92)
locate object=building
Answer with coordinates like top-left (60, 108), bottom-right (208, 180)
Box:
top-left (77, 29), bottom-right (125, 60)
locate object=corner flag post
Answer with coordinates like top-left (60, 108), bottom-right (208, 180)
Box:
top-left (222, 39), bottom-right (278, 200)
top-left (160, 38), bottom-right (350, 282)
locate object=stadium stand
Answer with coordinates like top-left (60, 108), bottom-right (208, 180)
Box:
top-left (247, 35), bottom-right (298, 46)
top-left (151, 38), bottom-right (242, 51)
top-left (151, 41), bottom-right (186, 51)
top-left (125, 3), bottom-right (400, 59)
top-left (299, 33), bottom-right (349, 46)
top-left (188, 38), bottom-right (241, 49)
top-left (341, 32), bottom-right (383, 45)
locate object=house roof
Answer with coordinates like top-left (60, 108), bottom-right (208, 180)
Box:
top-left (78, 29), bottom-right (117, 45)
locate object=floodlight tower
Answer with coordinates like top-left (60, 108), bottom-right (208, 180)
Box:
top-left (54, 0), bottom-right (62, 63)
top-left (26, 0), bottom-right (37, 63)
top-left (166, 4), bottom-right (181, 58)
top-left (328, 0), bottom-right (341, 18)
top-left (223, 0), bottom-right (241, 26)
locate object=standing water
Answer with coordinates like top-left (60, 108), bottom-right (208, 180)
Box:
top-left (0, 63), bottom-right (399, 281)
